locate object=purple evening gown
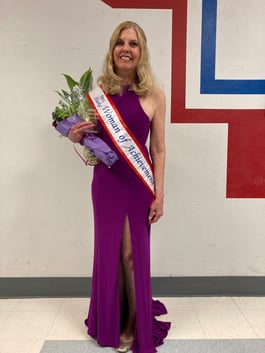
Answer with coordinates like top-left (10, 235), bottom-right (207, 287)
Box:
top-left (84, 87), bottom-right (171, 353)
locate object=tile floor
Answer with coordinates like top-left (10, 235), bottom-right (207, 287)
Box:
top-left (0, 297), bottom-right (265, 353)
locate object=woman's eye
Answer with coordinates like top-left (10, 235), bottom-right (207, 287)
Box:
top-left (116, 39), bottom-right (124, 46)
top-left (130, 41), bottom-right (139, 47)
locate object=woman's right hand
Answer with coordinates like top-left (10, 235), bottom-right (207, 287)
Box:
top-left (68, 121), bottom-right (95, 143)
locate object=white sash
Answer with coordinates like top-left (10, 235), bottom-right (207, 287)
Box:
top-left (87, 86), bottom-right (155, 196)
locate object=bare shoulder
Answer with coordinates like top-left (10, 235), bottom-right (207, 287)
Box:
top-left (151, 87), bottom-right (165, 99)
top-left (139, 87), bottom-right (165, 121)
top-left (151, 88), bottom-right (166, 118)
top-left (148, 87), bottom-right (165, 106)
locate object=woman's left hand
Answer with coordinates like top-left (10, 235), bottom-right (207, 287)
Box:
top-left (148, 198), bottom-right (164, 224)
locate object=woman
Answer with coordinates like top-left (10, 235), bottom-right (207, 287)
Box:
top-left (68, 21), bottom-right (170, 353)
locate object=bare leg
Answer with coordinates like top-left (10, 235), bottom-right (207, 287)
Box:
top-left (120, 216), bottom-right (135, 342)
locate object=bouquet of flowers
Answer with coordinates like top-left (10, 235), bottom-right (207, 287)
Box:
top-left (52, 68), bottom-right (118, 167)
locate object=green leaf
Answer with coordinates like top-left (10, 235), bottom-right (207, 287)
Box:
top-left (62, 89), bottom-right (70, 98)
top-left (62, 74), bottom-right (78, 91)
top-left (79, 68), bottom-right (93, 93)
top-left (52, 68), bottom-right (94, 123)
top-left (55, 90), bottom-right (71, 104)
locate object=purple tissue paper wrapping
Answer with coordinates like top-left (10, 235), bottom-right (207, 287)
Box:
top-left (54, 114), bottom-right (118, 167)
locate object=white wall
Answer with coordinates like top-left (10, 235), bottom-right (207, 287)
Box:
top-left (1, 0), bottom-right (265, 277)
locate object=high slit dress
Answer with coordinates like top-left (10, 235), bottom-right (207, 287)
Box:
top-left (84, 87), bottom-right (171, 353)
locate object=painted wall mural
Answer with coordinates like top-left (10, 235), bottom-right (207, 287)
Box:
top-left (102, 0), bottom-right (265, 198)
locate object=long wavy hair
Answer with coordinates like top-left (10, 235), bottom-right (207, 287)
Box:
top-left (98, 21), bottom-right (155, 96)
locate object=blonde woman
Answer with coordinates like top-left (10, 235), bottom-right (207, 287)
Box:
top-left (69, 21), bottom-right (170, 353)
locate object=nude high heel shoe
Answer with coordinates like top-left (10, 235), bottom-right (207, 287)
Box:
top-left (117, 339), bottom-right (133, 352)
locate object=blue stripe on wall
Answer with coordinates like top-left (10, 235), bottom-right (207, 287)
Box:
top-left (200, 0), bottom-right (265, 94)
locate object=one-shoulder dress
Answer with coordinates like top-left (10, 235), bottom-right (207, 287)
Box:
top-left (85, 87), bottom-right (170, 353)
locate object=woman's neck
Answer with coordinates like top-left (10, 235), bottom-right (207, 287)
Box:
top-left (118, 71), bottom-right (136, 86)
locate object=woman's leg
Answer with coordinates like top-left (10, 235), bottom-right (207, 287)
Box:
top-left (120, 216), bottom-right (135, 342)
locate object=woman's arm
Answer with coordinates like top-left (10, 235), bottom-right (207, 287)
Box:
top-left (148, 88), bottom-right (166, 224)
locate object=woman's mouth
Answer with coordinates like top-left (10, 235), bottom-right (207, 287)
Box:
top-left (120, 55), bottom-right (133, 61)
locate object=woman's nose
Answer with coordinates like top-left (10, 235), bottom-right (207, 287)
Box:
top-left (121, 42), bottom-right (129, 51)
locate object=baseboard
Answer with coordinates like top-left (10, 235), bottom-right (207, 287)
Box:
top-left (1, 277), bottom-right (265, 298)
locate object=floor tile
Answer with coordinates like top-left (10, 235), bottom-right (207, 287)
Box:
top-left (195, 309), bottom-right (258, 339)
top-left (157, 297), bottom-right (193, 311)
top-left (0, 299), bottom-right (21, 312)
top-left (0, 311), bottom-right (57, 340)
top-left (0, 340), bottom-right (44, 353)
top-left (15, 298), bottom-right (64, 312)
top-left (1, 296), bottom-right (265, 344)
top-left (47, 311), bottom-right (89, 340)
top-left (165, 310), bottom-right (205, 339)
top-left (60, 298), bottom-right (90, 313)
top-left (0, 312), bottom-right (11, 327)
top-left (241, 310), bottom-right (265, 338)
top-left (191, 297), bottom-right (238, 311)
top-left (233, 297), bottom-right (265, 311)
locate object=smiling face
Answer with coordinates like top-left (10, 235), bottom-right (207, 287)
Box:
top-left (112, 27), bottom-right (141, 79)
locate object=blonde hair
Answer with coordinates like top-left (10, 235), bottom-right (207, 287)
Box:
top-left (98, 21), bottom-right (155, 96)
